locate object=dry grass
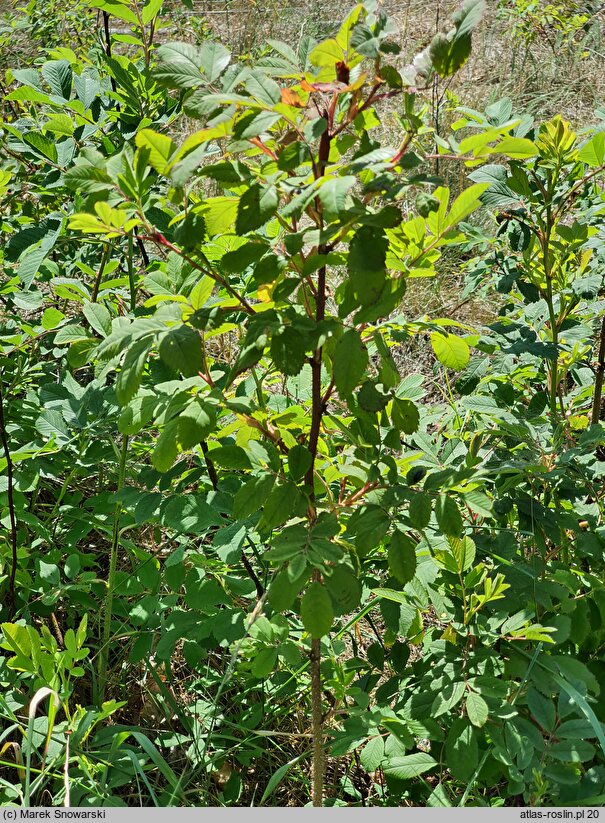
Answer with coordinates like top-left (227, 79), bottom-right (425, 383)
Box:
top-left (161, 0), bottom-right (605, 386)
top-left (172, 1), bottom-right (605, 122)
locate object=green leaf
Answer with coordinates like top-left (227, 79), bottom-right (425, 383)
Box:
top-left (288, 444), bottom-right (313, 481)
top-left (300, 583), bottom-right (334, 638)
top-left (539, 660), bottom-right (605, 761)
top-left (222, 242), bottom-right (267, 273)
top-left (155, 42), bottom-right (206, 88)
top-left (268, 569), bottom-right (308, 612)
top-left (41, 60), bottom-right (72, 99)
top-left (548, 740), bottom-right (596, 763)
top-left (468, 164), bottom-right (517, 207)
top-left (317, 176), bottom-right (356, 221)
top-left (430, 333), bottom-right (470, 371)
top-left (86, 0), bottom-right (139, 24)
top-left (496, 137), bottom-right (539, 159)
top-left (251, 647), bottom-right (278, 678)
top-left (526, 687), bottom-right (556, 732)
top-left (23, 132), bottom-right (58, 163)
top-left (245, 71), bottom-right (281, 104)
top-left (190, 276), bottom-right (214, 310)
top-left (7, 86), bottom-right (52, 104)
top-left (45, 114), bottom-right (74, 137)
top-left (82, 302), bottom-right (111, 337)
top-left (448, 535), bottom-right (476, 573)
top-left (152, 420), bottom-right (179, 472)
top-left (116, 338), bottom-right (153, 405)
top-left (236, 184), bottom-right (279, 235)
top-left (445, 183), bottom-right (489, 227)
top-left (463, 489), bottom-right (492, 519)
top-left (578, 132), bottom-right (605, 167)
top-left (54, 324), bottom-right (88, 345)
top-left (325, 566), bottom-right (361, 614)
top-left (432, 681), bottom-right (466, 717)
top-left (36, 409), bottom-right (69, 444)
top-left (198, 41), bottom-right (232, 82)
top-left (39, 560), bottom-right (60, 585)
top-left (358, 380), bottom-right (389, 412)
top-left (259, 753), bottom-right (306, 805)
top-left (141, 0), bottom-right (163, 24)
top-left (135, 129), bottom-right (176, 175)
top-left (453, 0), bottom-right (487, 38)
top-left (213, 524), bottom-right (246, 563)
top-left (445, 718), bottom-right (478, 780)
top-left (177, 399), bottom-right (215, 447)
top-left (309, 38), bottom-right (344, 69)
top-left (333, 329), bottom-right (368, 397)
top-left (41, 308), bottom-right (65, 330)
top-left (383, 753), bottom-right (438, 780)
top-left (347, 504), bottom-right (390, 552)
top-left (372, 588), bottom-right (408, 606)
top-left (388, 531), bottom-right (417, 584)
top-left (162, 495), bottom-right (222, 533)
top-left (208, 445), bottom-right (251, 469)
top-left (233, 475), bottom-right (276, 519)
top-left (466, 692), bottom-right (488, 727)
top-left (435, 495), bottom-right (463, 536)
top-left (1, 623), bottom-right (33, 661)
top-left (429, 31), bottom-right (471, 77)
top-left (270, 327), bottom-right (307, 376)
top-left (201, 197), bottom-right (238, 237)
top-left (428, 0), bottom-right (485, 77)
top-left (409, 493), bottom-right (432, 530)
top-left (258, 482), bottom-right (297, 534)
top-left (391, 397), bottom-right (419, 434)
top-left (158, 326), bottom-right (203, 377)
top-left (360, 737), bottom-right (386, 772)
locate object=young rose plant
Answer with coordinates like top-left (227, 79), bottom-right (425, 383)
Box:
top-left (57, 0), bottom-right (549, 804)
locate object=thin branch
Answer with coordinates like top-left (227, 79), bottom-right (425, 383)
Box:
top-left (0, 381), bottom-right (18, 616)
top-left (102, 11), bottom-right (118, 97)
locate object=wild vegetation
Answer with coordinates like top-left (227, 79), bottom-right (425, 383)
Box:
top-left (2, 0), bottom-right (605, 808)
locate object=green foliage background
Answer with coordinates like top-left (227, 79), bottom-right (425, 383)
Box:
top-left (2, 0), bottom-right (605, 808)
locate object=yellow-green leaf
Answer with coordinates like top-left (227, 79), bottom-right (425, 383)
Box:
top-left (430, 332), bottom-right (470, 370)
top-left (135, 129), bottom-right (176, 175)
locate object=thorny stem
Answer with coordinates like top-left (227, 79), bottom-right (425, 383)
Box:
top-left (0, 380), bottom-right (17, 616)
top-left (98, 231), bottom-right (137, 700)
top-left (591, 316), bottom-right (605, 425)
top-left (541, 173), bottom-right (560, 422)
top-left (98, 433), bottom-right (128, 701)
top-left (303, 103), bottom-right (336, 807)
top-left (310, 632), bottom-right (324, 807)
top-left (304, 261), bottom-right (326, 500)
